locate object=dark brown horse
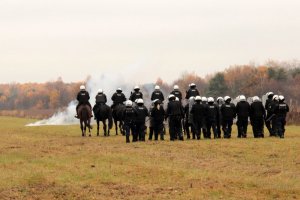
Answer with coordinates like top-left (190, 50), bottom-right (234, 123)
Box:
top-left (93, 103), bottom-right (113, 136)
top-left (112, 104), bottom-right (125, 135)
top-left (78, 105), bottom-right (92, 137)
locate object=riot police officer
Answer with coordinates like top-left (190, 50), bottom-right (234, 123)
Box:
top-left (151, 85), bottom-right (165, 102)
top-left (111, 88), bottom-right (126, 109)
top-left (170, 85), bottom-right (182, 102)
top-left (166, 94), bottom-right (184, 141)
top-left (265, 92), bottom-right (275, 136)
top-left (221, 96), bottom-right (236, 138)
top-left (75, 85), bottom-right (92, 118)
top-left (93, 89), bottom-right (107, 119)
top-left (250, 96), bottom-right (265, 138)
top-left (236, 95), bottom-right (250, 138)
top-left (130, 86), bottom-right (143, 102)
top-left (185, 83), bottom-right (200, 99)
top-left (190, 96), bottom-right (206, 139)
top-left (206, 97), bottom-right (219, 139)
top-left (122, 100), bottom-right (137, 143)
top-left (150, 99), bottom-right (165, 141)
top-left (134, 99), bottom-right (148, 141)
top-left (273, 95), bottom-right (289, 138)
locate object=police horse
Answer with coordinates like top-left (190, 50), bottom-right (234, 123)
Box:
top-left (93, 103), bottom-right (113, 136)
top-left (112, 104), bottom-right (126, 135)
top-left (78, 104), bottom-right (92, 137)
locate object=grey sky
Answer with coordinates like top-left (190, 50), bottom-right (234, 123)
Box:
top-left (0, 0), bottom-right (299, 84)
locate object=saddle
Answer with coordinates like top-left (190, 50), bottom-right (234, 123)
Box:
top-left (78, 104), bottom-right (92, 118)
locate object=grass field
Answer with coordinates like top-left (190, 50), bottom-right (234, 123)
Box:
top-left (0, 117), bottom-right (299, 200)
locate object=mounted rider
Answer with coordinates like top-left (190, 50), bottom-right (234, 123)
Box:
top-left (75, 85), bottom-right (92, 118)
top-left (111, 88), bottom-right (126, 109)
top-left (93, 89), bottom-right (107, 119)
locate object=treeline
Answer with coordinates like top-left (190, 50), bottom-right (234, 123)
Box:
top-left (0, 78), bottom-right (82, 110)
top-left (161, 60), bottom-right (300, 101)
top-left (0, 60), bottom-right (300, 122)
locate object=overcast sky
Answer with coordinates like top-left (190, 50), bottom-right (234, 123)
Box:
top-left (0, 0), bottom-right (299, 84)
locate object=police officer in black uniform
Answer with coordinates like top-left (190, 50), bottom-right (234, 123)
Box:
top-left (273, 95), bottom-right (289, 138)
top-left (185, 83), bottom-right (200, 99)
top-left (75, 85), bottom-right (92, 118)
top-left (122, 100), bottom-right (137, 143)
top-left (130, 86), bottom-right (143, 103)
top-left (236, 95), bottom-right (250, 138)
top-left (190, 96), bottom-right (206, 140)
top-left (250, 96), bottom-right (265, 138)
top-left (150, 99), bottom-right (165, 141)
top-left (265, 92), bottom-right (275, 136)
top-left (221, 96), bottom-right (236, 138)
top-left (166, 94), bottom-right (184, 141)
top-left (111, 88), bottom-right (126, 109)
top-left (93, 89), bottom-right (107, 119)
top-left (170, 85), bottom-right (182, 102)
top-left (151, 85), bottom-right (165, 102)
top-left (269, 95), bottom-right (280, 136)
top-left (206, 97), bottom-right (219, 139)
top-left (134, 99), bottom-right (148, 141)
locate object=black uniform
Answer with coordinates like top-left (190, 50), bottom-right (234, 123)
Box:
top-left (250, 101), bottom-right (265, 138)
top-left (171, 90), bottom-right (182, 102)
top-left (130, 91), bottom-right (143, 102)
top-left (151, 90), bottom-right (164, 102)
top-left (111, 92), bottom-right (126, 107)
top-left (273, 101), bottom-right (289, 138)
top-left (76, 90), bottom-right (92, 116)
top-left (122, 106), bottom-right (137, 143)
top-left (93, 93), bottom-right (107, 119)
top-left (95, 93), bottom-right (107, 104)
top-left (134, 105), bottom-right (149, 141)
top-left (206, 103), bottom-right (219, 139)
top-left (236, 101), bottom-right (250, 138)
top-left (150, 103), bottom-right (165, 140)
top-left (265, 97), bottom-right (275, 136)
top-left (166, 100), bottom-right (184, 141)
top-left (221, 102), bottom-right (236, 138)
top-left (190, 102), bottom-right (206, 139)
top-left (185, 88), bottom-right (200, 99)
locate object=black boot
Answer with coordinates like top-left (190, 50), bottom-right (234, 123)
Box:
top-left (126, 135), bottom-right (130, 143)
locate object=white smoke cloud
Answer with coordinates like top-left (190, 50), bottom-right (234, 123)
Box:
top-left (26, 73), bottom-right (136, 126)
top-left (26, 101), bottom-right (77, 126)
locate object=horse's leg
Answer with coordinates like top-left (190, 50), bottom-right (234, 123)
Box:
top-left (88, 119), bottom-right (91, 137)
top-left (80, 120), bottom-right (84, 137)
top-left (121, 121), bottom-right (125, 136)
top-left (97, 120), bottom-right (100, 136)
top-left (114, 119), bottom-right (118, 135)
top-left (103, 120), bottom-right (107, 136)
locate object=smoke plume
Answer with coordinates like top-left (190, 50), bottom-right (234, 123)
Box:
top-left (26, 73), bottom-right (137, 126)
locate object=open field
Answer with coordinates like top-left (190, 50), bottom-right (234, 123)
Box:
top-left (0, 117), bottom-right (299, 200)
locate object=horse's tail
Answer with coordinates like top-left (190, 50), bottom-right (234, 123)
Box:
top-left (79, 105), bottom-right (90, 122)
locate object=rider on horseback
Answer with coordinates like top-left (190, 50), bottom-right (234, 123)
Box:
top-left (75, 85), bottom-right (92, 118)
top-left (130, 86), bottom-right (143, 102)
top-left (93, 89), bottom-right (107, 119)
top-left (95, 89), bottom-right (107, 104)
top-left (111, 88), bottom-right (126, 109)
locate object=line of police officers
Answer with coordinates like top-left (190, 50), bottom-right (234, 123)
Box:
top-left (76, 84), bottom-right (289, 143)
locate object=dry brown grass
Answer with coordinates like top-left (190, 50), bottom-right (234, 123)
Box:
top-left (0, 117), bottom-right (299, 199)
